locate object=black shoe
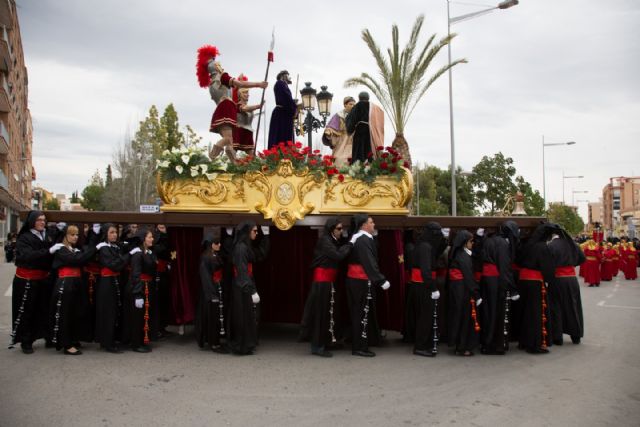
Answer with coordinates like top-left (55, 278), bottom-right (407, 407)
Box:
top-left (312, 350), bottom-right (333, 358)
top-left (21, 345), bottom-right (34, 354)
top-left (413, 349), bottom-right (435, 357)
top-left (132, 346), bottom-right (152, 353)
top-left (571, 336), bottom-right (581, 344)
top-left (211, 345), bottom-right (229, 354)
top-left (352, 350), bottom-right (376, 357)
top-left (553, 339), bottom-right (563, 346)
top-left (105, 346), bottom-right (123, 354)
top-left (64, 348), bottom-right (83, 355)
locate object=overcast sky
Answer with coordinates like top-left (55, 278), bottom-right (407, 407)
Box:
top-left (17, 0), bottom-right (640, 220)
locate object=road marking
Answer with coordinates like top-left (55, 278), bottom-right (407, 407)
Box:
top-left (4, 285), bottom-right (10, 297)
top-left (597, 300), bottom-right (605, 306)
top-left (599, 304), bottom-right (640, 310)
top-left (606, 294), bottom-right (614, 299)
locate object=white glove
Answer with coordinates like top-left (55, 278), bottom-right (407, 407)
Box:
top-left (49, 243), bottom-right (64, 254)
top-left (431, 290), bottom-right (441, 300)
top-left (476, 298), bottom-right (483, 307)
top-left (476, 228), bottom-right (485, 237)
top-left (56, 222), bottom-right (67, 231)
top-left (226, 227), bottom-right (234, 235)
top-left (251, 293), bottom-right (260, 304)
top-left (261, 226), bottom-right (270, 235)
top-left (135, 299), bottom-right (144, 309)
top-left (96, 242), bottom-right (109, 250)
top-left (510, 293), bottom-right (520, 302)
top-left (129, 247), bottom-right (142, 255)
top-left (381, 281), bottom-right (391, 290)
top-left (92, 223), bottom-right (101, 234)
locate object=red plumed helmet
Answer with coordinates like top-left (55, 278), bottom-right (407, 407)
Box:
top-left (196, 44), bottom-right (220, 88)
top-left (232, 74), bottom-right (249, 103)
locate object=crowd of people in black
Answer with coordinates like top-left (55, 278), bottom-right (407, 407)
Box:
top-left (7, 209), bottom-right (611, 359)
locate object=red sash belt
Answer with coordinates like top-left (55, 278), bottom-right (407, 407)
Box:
top-left (436, 268), bottom-right (447, 278)
top-left (604, 259), bottom-right (613, 263)
top-left (212, 269), bottom-right (223, 283)
top-left (613, 257), bottom-right (619, 261)
top-left (84, 263), bottom-right (100, 275)
top-left (449, 268), bottom-right (464, 281)
top-left (585, 256), bottom-right (598, 261)
top-left (554, 266), bottom-right (576, 277)
top-left (139, 273), bottom-right (153, 282)
top-left (629, 255), bottom-right (637, 259)
top-left (482, 263), bottom-right (500, 277)
top-left (347, 264), bottom-right (368, 280)
top-left (233, 263), bottom-right (253, 277)
top-left (313, 267), bottom-right (337, 282)
top-left (410, 268), bottom-right (436, 283)
top-left (511, 263), bottom-right (521, 272)
top-left (15, 268), bottom-right (49, 281)
top-left (156, 259), bottom-right (169, 272)
top-left (58, 267), bottom-right (82, 278)
top-left (473, 271), bottom-right (482, 282)
top-left (100, 267), bottom-right (120, 277)
top-left (519, 268), bottom-right (543, 281)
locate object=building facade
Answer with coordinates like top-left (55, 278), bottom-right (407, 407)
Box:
top-left (602, 176), bottom-right (640, 238)
top-left (0, 0), bottom-right (33, 243)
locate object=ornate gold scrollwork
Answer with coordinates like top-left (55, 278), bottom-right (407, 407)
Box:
top-left (159, 178), bottom-right (228, 206)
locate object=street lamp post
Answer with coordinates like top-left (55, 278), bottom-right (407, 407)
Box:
top-left (562, 171), bottom-right (584, 205)
top-left (447, 0), bottom-right (518, 216)
top-left (295, 82), bottom-right (333, 150)
top-left (542, 136), bottom-right (576, 209)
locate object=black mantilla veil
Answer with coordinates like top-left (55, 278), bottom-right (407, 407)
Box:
top-left (449, 230), bottom-right (473, 262)
top-left (100, 223), bottom-right (117, 243)
top-left (233, 221), bottom-right (256, 249)
top-left (419, 222), bottom-right (447, 260)
top-left (18, 210), bottom-right (44, 236)
top-left (349, 213), bottom-right (369, 237)
top-left (324, 217), bottom-right (341, 236)
top-left (517, 223), bottom-right (556, 265)
top-left (500, 220), bottom-right (521, 259)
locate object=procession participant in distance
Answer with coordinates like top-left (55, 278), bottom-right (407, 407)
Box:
top-left (346, 214), bottom-right (391, 357)
top-left (612, 242), bottom-right (621, 277)
top-left (195, 232), bottom-right (228, 353)
top-left (402, 229), bottom-right (417, 344)
top-left (303, 218), bottom-right (353, 357)
top-left (582, 239), bottom-right (601, 287)
top-left (49, 225), bottom-right (97, 355)
top-left (480, 221), bottom-right (521, 355)
top-left (95, 223), bottom-right (135, 353)
top-left (472, 228), bottom-right (485, 284)
top-left (434, 229), bottom-right (451, 343)
top-left (122, 229), bottom-right (157, 353)
top-left (547, 224), bottom-right (585, 346)
top-left (448, 230), bottom-right (482, 356)
top-left (10, 211), bottom-right (57, 354)
top-left (153, 224), bottom-right (172, 339)
top-left (516, 224), bottom-right (556, 354)
top-left (622, 240), bottom-right (638, 280)
top-left (229, 222), bottom-right (269, 355)
top-left (409, 222), bottom-right (446, 357)
top-left (600, 242), bottom-right (615, 282)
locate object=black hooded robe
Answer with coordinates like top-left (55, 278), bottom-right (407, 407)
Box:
top-left (10, 211), bottom-right (54, 348)
top-left (122, 248), bottom-right (157, 349)
top-left (195, 245), bottom-right (224, 349)
top-left (346, 233), bottom-right (386, 353)
top-left (229, 223), bottom-right (269, 355)
top-left (50, 245), bottom-right (97, 350)
top-left (153, 228), bottom-right (172, 334)
top-left (95, 242), bottom-right (130, 350)
top-left (346, 100), bottom-right (371, 164)
top-left (448, 231), bottom-right (481, 353)
top-left (548, 235), bottom-right (585, 343)
top-left (303, 219), bottom-right (352, 352)
top-left (480, 233), bottom-right (519, 353)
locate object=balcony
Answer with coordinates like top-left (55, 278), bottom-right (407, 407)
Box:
top-left (0, 73), bottom-right (8, 112)
top-left (0, 119), bottom-right (8, 154)
top-left (0, 26), bottom-right (10, 72)
top-left (0, 168), bottom-right (8, 190)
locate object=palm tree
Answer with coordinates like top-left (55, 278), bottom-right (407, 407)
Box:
top-left (344, 15), bottom-right (467, 168)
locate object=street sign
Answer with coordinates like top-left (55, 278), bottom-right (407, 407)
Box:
top-left (139, 204), bottom-right (160, 213)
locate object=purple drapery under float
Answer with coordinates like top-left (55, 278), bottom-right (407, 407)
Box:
top-left (167, 226), bottom-right (407, 331)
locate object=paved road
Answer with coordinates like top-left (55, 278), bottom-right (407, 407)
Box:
top-left (0, 261), bottom-right (639, 426)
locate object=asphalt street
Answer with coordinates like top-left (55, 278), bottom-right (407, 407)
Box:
top-left (0, 261), bottom-right (639, 426)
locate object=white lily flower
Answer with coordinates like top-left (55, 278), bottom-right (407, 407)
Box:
top-left (171, 147), bottom-right (180, 154)
top-left (175, 165), bottom-right (184, 174)
top-left (162, 150), bottom-right (170, 156)
top-left (190, 167), bottom-right (199, 177)
top-left (199, 164), bottom-right (208, 173)
top-left (181, 155), bottom-right (190, 165)
top-left (205, 173), bottom-right (218, 181)
top-left (158, 160), bottom-right (169, 168)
